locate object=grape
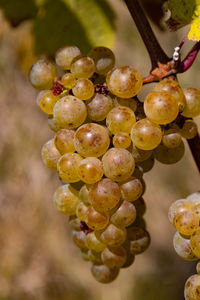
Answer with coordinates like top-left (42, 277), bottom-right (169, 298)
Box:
top-left (41, 138), bottom-right (61, 171)
top-left (184, 274), bottom-right (200, 300)
top-left (106, 66), bottom-right (143, 98)
top-left (53, 184), bottom-right (80, 215)
top-left (72, 78), bottom-right (94, 100)
top-left (134, 198), bottom-right (146, 216)
top-left (106, 106), bottom-right (136, 134)
top-left (53, 96), bottom-right (87, 129)
top-left (88, 46), bottom-right (115, 74)
top-left (101, 246), bottom-right (127, 268)
top-left (85, 207), bottom-right (109, 230)
top-left (162, 129), bottom-right (182, 148)
top-left (69, 216), bottom-right (81, 231)
top-left (89, 178), bottom-right (121, 213)
top-left (57, 153), bottom-right (83, 183)
top-left (29, 59), bottom-right (58, 90)
top-left (76, 202), bottom-right (89, 222)
top-left (36, 90), bottom-right (59, 114)
top-left (47, 115), bottom-right (61, 132)
top-left (87, 94), bottom-right (113, 121)
top-left (190, 227), bottom-right (200, 258)
top-left (132, 165), bottom-right (144, 179)
top-left (197, 262), bottom-right (200, 275)
top-left (187, 192), bottom-right (200, 205)
top-left (137, 155), bottom-right (155, 173)
top-left (102, 148), bottom-right (135, 182)
top-left (79, 184), bottom-right (91, 205)
top-left (153, 78), bottom-right (186, 111)
top-left (131, 144), bottom-right (152, 163)
top-left (173, 210), bottom-right (199, 236)
top-left (54, 129), bottom-right (75, 155)
top-left (127, 227), bottom-right (150, 255)
top-left (72, 230), bottom-right (87, 250)
top-left (74, 123), bottom-right (110, 157)
top-left (110, 201), bottom-right (137, 227)
top-left (100, 224), bottom-right (127, 247)
top-left (113, 132), bottom-right (131, 149)
top-left (154, 141), bottom-right (185, 164)
top-left (168, 199), bottom-right (195, 224)
top-left (77, 157), bottom-right (103, 184)
top-left (179, 120), bottom-right (198, 139)
top-left (173, 231), bottom-right (197, 261)
top-left (88, 250), bottom-right (102, 264)
top-left (120, 177), bottom-right (143, 202)
top-left (61, 72), bottom-right (76, 89)
top-left (81, 249), bottom-right (90, 261)
top-left (91, 264), bottom-right (119, 283)
top-left (182, 88), bottom-right (200, 118)
top-left (70, 55), bottom-right (95, 78)
top-left (130, 118), bottom-right (162, 150)
top-left (144, 91), bottom-right (179, 124)
top-left (85, 232), bottom-right (106, 252)
top-left (55, 46), bottom-right (81, 70)
top-left (114, 97), bottom-right (137, 112)
top-left (121, 251), bottom-right (135, 268)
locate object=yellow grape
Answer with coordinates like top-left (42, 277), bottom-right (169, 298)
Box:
top-left (179, 120), bottom-right (198, 139)
top-left (57, 153), bottom-right (83, 183)
top-left (173, 231), bottom-right (197, 261)
top-left (85, 207), bottom-right (109, 230)
top-left (77, 157), bottom-right (103, 184)
top-left (61, 72), bottom-right (76, 89)
top-left (76, 201), bottom-right (89, 222)
top-left (72, 230), bottom-right (87, 250)
top-left (120, 177), bottom-right (143, 202)
top-left (55, 46), bottom-right (81, 70)
top-left (110, 200), bottom-right (137, 228)
top-left (173, 210), bottom-right (199, 236)
top-left (72, 78), bottom-right (94, 100)
top-left (190, 227), bottom-right (200, 258)
top-left (79, 184), bottom-right (91, 205)
top-left (41, 138), bottom-right (61, 171)
top-left (182, 88), bottom-right (200, 117)
top-left (113, 132), bottom-right (131, 149)
top-left (88, 46), bottom-right (115, 74)
top-left (114, 97), bottom-right (137, 112)
top-left (47, 115), bottom-right (61, 132)
top-left (87, 94), bottom-right (113, 121)
top-left (91, 264), bottom-right (119, 283)
top-left (85, 232), bottom-right (106, 252)
top-left (70, 55), bottom-right (95, 78)
top-left (162, 128), bottom-right (182, 148)
top-left (184, 274), bottom-right (200, 300)
top-left (36, 90), bottom-right (59, 114)
top-left (154, 141), bottom-right (185, 164)
top-left (168, 199), bottom-right (195, 224)
top-left (100, 224), bottom-right (127, 247)
top-left (54, 129), bottom-right (75, 155)
top-left (101, 246), bottom-right (127, 268)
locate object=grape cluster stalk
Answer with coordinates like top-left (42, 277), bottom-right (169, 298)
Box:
top-left (29, 46), bottom-right (200, 285)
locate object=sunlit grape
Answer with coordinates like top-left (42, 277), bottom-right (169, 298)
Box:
top-left (179, 120), bottom-right (198, 139)
top-left (187, 191), bottom-right (200, 205)
top-left (91, 264), bottom-right (119, 283)
top-left (72, 78), bottom-right (94, 100)
top-left (190, 227), bottom-right (200, 258)
top-left (113, 132), bottom-right (131, 149)
top-left (57, 153), bottom-right (83, 183)
top-left (154, 141), bottom-right (185, 164)
top-left (87, 94), bottom-right (113, 121)
top-left (182, 88), bottom-right (200, 117)
top-left (79, 184), bottom-right (91, 205)
top-left (120, 177), bottom-right (143, 202)
top-left (110, 201), bottom-right (137, 227)
top-left (162, 128), bottom-right (182, 148)
top-left (88, 46), bottom-right (115, 74)
top-left (114, 97), bottom-right (137, 112)
top-left (41, 138), bottom-right (61, 171)
top-left (184, 274), bottom-right (200, 300)
top-left (55, 46), bottom-right (81, 70)
top-left (173, 231), bottom-right (197, 261)
top-left (127, 227), bottom-right (150, 255)
top-left (168, 199), bottom-right (195, 224)
top-left (76, 201), bottom-right (89, 222)
top-left (54, 129), bottom-right (75, 155)
top-left (101, 246), bottom-right (127, 268)
top-left (77, 157), bottom-right (103, 184)
top-left (61, 72), bottom-right (76, 89)
top-left (85, 207), bottom-right (109, 231)
top-left (70, 55), bottom-right (95, 78)
top-left (36, 90), bottom-right (59, 114)
top-left (173, 210), bottom-right (199, 236)
top-left (85, 232), bottom-right (106, 252)
top-left (100, 224), bottom-right (127, 247)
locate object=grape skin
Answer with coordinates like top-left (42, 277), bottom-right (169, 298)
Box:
top-left (85, 232), bottom-right (106, 252)
top-left (48, 115), bottom-right (61, 132)
top-left (41, 138), bottom-right (61, 171)
top-left (101, 246), bottom-right (127, 268)
top-left (54, 129), bottom-right (75, 155)
top-left (72, 230), bottom-right (87, 250)
top-left (88, 46), bottom-right (115, 75)
top-left (72, 78), bottom-right (94, 100)
top-left (61, 72), bottom-right (76, 89)
top-left (131, 144), bottom-right (152, 163)
top-left (113, 132), bottom-right (131, 149)
top-left (173, 210), bottom-right (199, 236)
top-left (36, 90), bottom-right (60, 115)
top-left (127, 227), bottom-right (150, 255)
top-left (110, 200), bottom-right (137, 228)
top-left (100, 224), bottom-right (127, 247)
top-left (173, 231), bottom-right (197, 261)
top-left (77, 157), bottom-right (104, 184)
top-left (114, 97), bottom-right (137, 112)
top-left (76, 201), bottom-right (89, 222)
top-left (70, 55), bottom-right (95, 78)
top-left (85, 207), bottom-right (109, 231)
top-left (69, 216), bottom-right (81, 231)
top-left (87, 94), bottom-right (113, 122)
top-left (79, 184), bottom-right (91, 205)
top-left (91, 264), bottom-right (119, 283)
top-left (190, 227), bottom-right (200, 258)
top-left (154, 141), bottom-right (185, 165)
top-left (120, 177), bottom-right (143, 202)
top-left (182, 88), bottom-right (200, 118)
top-left (168, 199), bottom-right (195, 224)
top-left (184, 274), bottom-right (200, 300)
top-left (179, 120), bottom-right (198, 140)
top-left (162, 129), bottom-right (182, 148)
top-left (55, 46), bottom-right (81, 70)
top-left (57, 153), bottom-right (83, 183)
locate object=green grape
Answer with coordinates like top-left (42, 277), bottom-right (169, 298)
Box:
top-left (76, 201), bottom-right (89, 222)
top-left (85, 207), bottom-right (109, 231)
top-left (184, 274), bottom-right (200, 300)
top-left (101, 246), bottom-right (127, 268)
top-left (197, 262), bottom-right (200, 275)
top-left (29, 59), bottom-right (58, 90)
top-left (57, 153), bottom-right (83, 183)
top-left (102, 148), bottom-right (135, 182)
top-left (72, 78), bottom-right (94, 100)
top-left (106, 106), bottom-right (136, 134)
top-left (41, 138), bottom-right (61, 171)
top-left (87, 94), bottom-right (113, 121)
top-left (70, 55), bottom-right (95, 78)
top-left (168, 199), bottom-right (195, 224)
top-left (54, 129), bottom-right (75, 155)
top-left (88, 250), bottom-right (102, 264)
top-left (130, 118), bottom-right (162, 150)
top-left (137, 155), bottom-right (155, 173)
top-left (53, 184), bottom-right (80, 215)
top-left (47, 115), bottom-right (61, 132)
top-left (88, 46), bottom-right (115, 74)
top-left (53, 96), bottom-right (87, 129)
top-left (91, 264), bottom-right (119, 283)
top-left (190, 227), bottom-right (200, 258)
top-left (61, 72), bottom-right (76, 89)
top-left (106, 66), bottom-right (143, 98)
top-left (69, 216), bottom-right (81, 231)
top-left (72, 230), bottom-right (87, 250)
top-left (127, 227), bottom-right (150, 255)
top-left (36, 90), bottom-right (59, 115)
top-left (134, 198), bottom-right (146, 216)
top-left (77, 157), bottom-right (103, 184)
top-left (114, 97), bottom-right (137, 112)
top-left (154, 141), bottom-right (185, 164)
top-left (100, 224), bottom-right (127, 247)
top-left (179, 120), bottom-right (198, 139)
top-left (173, 210), bottom-right (199, 236)
top-left (120, 177), bottom-right (143, 202)
top-left (131, 144), bottom-right (152, 163)
top-left (173, 231), bottom-right (197, 261)
top-left (79, 184), bottom-right (91, 205)
top-left (85, 232), bottom-right (106, 252)
top-left (55, 46), bottom-right (81, 70)
top-left (89, 178), bottom-right (121, 213)
top-left (182, 88), bottom-right (200, 118)
top-left (144, 91), bottom-right (179, 124)
top-left (153, 78), bottom-right (186, 111)
top-left (113, 132), bottom-right (131, 149)
top-left (162, 129), bottom-right (182, 148)
top-left (74, 123), bottom-right (110, 157)
top-left (110, 201), bottom-right (137, 228)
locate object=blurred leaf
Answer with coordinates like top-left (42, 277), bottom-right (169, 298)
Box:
top-left (188, 4), bottom-right (200, 41)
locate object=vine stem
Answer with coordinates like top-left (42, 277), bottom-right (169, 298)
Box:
top-left (124, 0), bottom-right (200, 173)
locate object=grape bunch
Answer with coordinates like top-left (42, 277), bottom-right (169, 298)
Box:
top-left (29, 45), bottom-right (200, 285)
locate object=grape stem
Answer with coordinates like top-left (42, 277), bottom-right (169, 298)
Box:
top-left (179, 41), bottom-right (200, 73)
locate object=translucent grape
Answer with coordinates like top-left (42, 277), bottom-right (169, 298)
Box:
top-left (76, 202), bottom-right (89, 222)
top-left (70, 55), bottom-right (95, 78)
top-left (55, 46), bottom-right (81, 70)
top-left (102, 148), bottom-right (135, 182)
top-left (101, 246), bottom-right (127, 268)
top-left (53, 96), bottom-right (87, 129)
top-left (154, 141), bottom-right (185, 164)
top-left (77, 157), bottom-right (103, 184)
top-left (72, 230), bottom-right (87, 250)
top-left (100, 224), bottom-right (127, 247)
top-left (184, 274), bottom-right (200, 300)
top-left (110, 201), bottom-right (137, 227)
top-left (168, 199), bottom-right (195, 224)
top-left (113, 132), bottom-right (131, 149)
top-left (79, 184), bottom-right (91, 205)
top-left (162, 129), bottom-right (182, 148)
top-left (144, 91), bottom-right (179, 124)
top-left (114, 97), bottom-right (137, 112)
top-left (130, 118), bottom-right (162, 150)
top-left (106, 66), bottom-right (143, 98)
top-left (182, 88), bottom-right (200, 118)
top-left (88, 46), bottom-right (115, 74)
top-left (74, 123), bottom-right (110, 157)
top-left (173, 231), bottom-right (197, 261)
top-left (173, 210), bottom-right (199, 236)
top-left (72, 78), bottom-right (94, 100)
top-left (57, 153), bottom-right (83, 183)
top-left (190, 227), bottom-right (200, 258)
top-left (131, 144), bottom-right (152, 163)
top-left (127, 227), bottom-right (150, 255)
top-left (61, 72), bottom-right (76, 89)
top-left (54, 129), bottom-right (75, 155)
top-left (85, 232), bottom-right (106, 252)
top-left (120, 177), bottom-right (143, 202)
top-left (89, 178), bottom-right (121, 213)
top-left (179, 120), bottom-right (198, 139)
top-left (47, 115), bottom-right (61, 132)
top-left (87, 94), bottom-right (113, 121)
top-left (106, 106), bottom-right (136, 134)
top-left (69, 216), bottom-right (81, 231)
top-left (91, 264), bottom-right (119, 283)
top-left (85, 207), bottom-right (109, 230)
top-left (41, 138), bottom-right (61, 171)
top-left (53, 184), bottom-right (80, 215)
top-left (29, 59), bottom-right (58, 90)
top-left (36, 90), bottom-right (59, 114)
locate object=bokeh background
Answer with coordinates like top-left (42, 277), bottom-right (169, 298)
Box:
top-left (0, 0), bottom-right (199, 299)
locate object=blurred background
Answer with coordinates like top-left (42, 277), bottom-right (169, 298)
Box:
top-left (0, 0), bottom-right (199, 299)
